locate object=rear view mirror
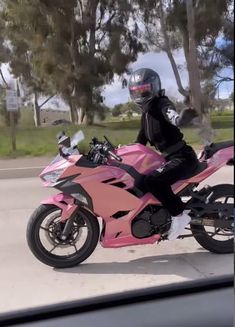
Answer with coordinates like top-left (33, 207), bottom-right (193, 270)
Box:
top-left (56, 131), bottom-right (65, 141)
top-left (58, 135), bottom-right (71, 148)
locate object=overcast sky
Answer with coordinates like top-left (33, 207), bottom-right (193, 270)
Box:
top-left (1, 49), bottom-right (233, 109)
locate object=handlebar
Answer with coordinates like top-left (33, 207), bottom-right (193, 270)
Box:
top-left (88, 136), bottom-right (122, 164)
top-left (104, 135), bottom-right (115, 150)
top-left (108, 150), bottom-right (122, 162)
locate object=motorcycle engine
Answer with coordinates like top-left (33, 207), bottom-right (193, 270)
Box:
top-left (132, 207), bottom-right (171, 239)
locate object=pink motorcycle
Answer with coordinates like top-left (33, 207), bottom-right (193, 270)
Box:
top-left (26, 131), bottom-right (234, 268)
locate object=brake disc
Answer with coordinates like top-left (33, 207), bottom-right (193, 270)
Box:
top-left (42, 212), bottom-right (82, 248)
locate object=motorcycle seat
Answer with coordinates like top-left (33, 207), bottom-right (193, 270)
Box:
top-left (180, 162), bottom-right (208, 180)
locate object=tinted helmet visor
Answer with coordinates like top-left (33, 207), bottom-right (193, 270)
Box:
top-left (129, 83), bottom-right (153, 103)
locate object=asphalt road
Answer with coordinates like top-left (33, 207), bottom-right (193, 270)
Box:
top-left (0, 166), bottom-right (233, 313)
top-left (0, 156), bottom-right (52, 179)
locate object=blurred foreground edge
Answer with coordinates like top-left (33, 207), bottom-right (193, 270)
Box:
top-left (0, 274), bottom-right (233, 327)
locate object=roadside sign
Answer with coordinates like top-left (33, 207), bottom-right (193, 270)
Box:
top-left (6, 89), bottom-right (19, 112)
top-left (5, 89), bottom-right (19, 151)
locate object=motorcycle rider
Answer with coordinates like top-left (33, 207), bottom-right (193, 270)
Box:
top-left (129, 68), bottom-right (199, 240)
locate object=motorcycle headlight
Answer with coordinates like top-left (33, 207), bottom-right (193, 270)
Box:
top-left (41, 169), bottom-right (64, 184)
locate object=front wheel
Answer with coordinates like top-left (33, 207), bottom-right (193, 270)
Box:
top-left (190, 184), bottom-right (234, 254)
top-left (26, 204), bottom-right (100, 268)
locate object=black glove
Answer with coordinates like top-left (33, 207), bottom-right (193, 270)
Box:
top-left (179, 108), bottom-right (198, 126)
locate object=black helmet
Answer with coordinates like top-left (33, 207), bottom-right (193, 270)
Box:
top-left (129, 68), bottom-right (162, 106)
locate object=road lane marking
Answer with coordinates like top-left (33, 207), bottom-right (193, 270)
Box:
top-left (0, 166), bottom-right (44, 171)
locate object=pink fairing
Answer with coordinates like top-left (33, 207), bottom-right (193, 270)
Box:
top-left (41, 193), bottom-right (78, 222)
top-left (189, 146), bottom-right (234, 182)
top-left (163, 146), bottom-right (234, 195)
top-left (115, 144), bottom-right (166, 174)
top-left (40, 154), bottom-right (82, 187)
top-left (39, 142), bottom-right (233, 248)
top-left (99, 192), bottom-right (162, 248)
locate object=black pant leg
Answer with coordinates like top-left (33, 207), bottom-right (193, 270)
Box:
top-left (144, 158), bottom-right (193, 216)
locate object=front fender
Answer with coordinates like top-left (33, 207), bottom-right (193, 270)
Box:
top-left (41, 193), bottom-right (78, 222)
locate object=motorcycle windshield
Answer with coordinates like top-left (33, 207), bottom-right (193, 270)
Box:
top-left (50, 154), bottom-right (63, 165)
top-left (49, 146), bottom-right (80, 166)
top-left (71, 130), bottom-right (85, 148)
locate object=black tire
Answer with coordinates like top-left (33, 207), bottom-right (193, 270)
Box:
top-left (26, 204), bottom-right (100, 268)
top-left (190, 184), bottom-right (234, 254)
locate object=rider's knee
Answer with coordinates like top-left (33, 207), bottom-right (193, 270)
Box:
top-left (144, 173), bottom-right (163, 189)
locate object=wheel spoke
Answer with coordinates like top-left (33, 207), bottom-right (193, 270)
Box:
top-left (40, 226), bottom-right (50, 232)
top-left (209, 228), bottom-right (221, 237)
top-left (224, 196), bottom-right (231, 204)
top-left (216, 232), bottom-right (232, 236)
top-left (73, 243), bottom-right (78, 252)
top-left (35, 208), bottom-right (93, 260)
top-left (49, 244), bottom-right (59, 253)
top-left (207, 228), bottom-right (233, 236)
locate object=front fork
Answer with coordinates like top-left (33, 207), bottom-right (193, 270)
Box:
top-left (41, 193), bottom-right (79, 239)
top-left (60, 211), bottom-right (78, 240)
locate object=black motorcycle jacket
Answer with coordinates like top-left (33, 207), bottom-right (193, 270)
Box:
top-left (135, 96), bottom-right (195, 156)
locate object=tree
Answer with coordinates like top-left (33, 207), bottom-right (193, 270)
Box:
top-left (0, 10), bottom-right (21, 127)
top-left (137, 0), bottom-right (189, 98)
top-left (0, 5), bottom-right (10, 89)
top-left (121, 101), bottom-right (140, 115)
top-left (229, 91), bottom-right (234, 101)
top-left (138, 0), bottom-right (232, 144)
top-left (2, 0), bottom-right (143, 125)
top-left (217, 13), bottom-right (234, 71)
top-left (93, 103), bottom-right (110, 122)
top-left (196, 6), bottom-right (234, 105)
top-left (112, 104), bottom-right (122, 117)
top-left (185, 0), bottom-right (203, 113)
top-left (0, 67), bottom-right (8, 88)
top-left (1, 1), bottom-right (56, 127)
top-left (169, 0), bottom-right (233, 143)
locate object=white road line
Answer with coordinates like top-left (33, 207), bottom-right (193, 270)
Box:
top-left (0, 166), bottom-right (44, 171)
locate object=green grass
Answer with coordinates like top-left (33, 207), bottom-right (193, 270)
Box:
top-left (0, 113), bottom-right (233, 158)
top-left (211, 114), bottom-right (234, 129)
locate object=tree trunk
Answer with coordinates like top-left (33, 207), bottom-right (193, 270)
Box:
top-left (186, 0), bottom-right (213, 145)
top-left (166, 50), bottom-right (189, 97)
top-left (186, 1), bottom-right (202, 116)
top-left (81, 0), bottom-right (98, 126)
top-left (33, 91), bottom-right (41, 127)
top-left (77, 107), bottom-right (86, 125)
top-left (159, 0), bottom-right (189, 98)
top-left (88, 0), bottom-right (98, 55)
top-left (68, 99), bottom-right (78, 124)
top-left (86, 111), bottom-right (94, 125)
top-left (77, 98), bottom-right (95, 125)
top-left (0, 68), bottom-right (9, 88)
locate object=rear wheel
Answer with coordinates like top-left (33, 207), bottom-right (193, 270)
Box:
top-left (26, 204), bottom-right (100, 268)
top-left (190, 184), bottom-right (234, 254)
